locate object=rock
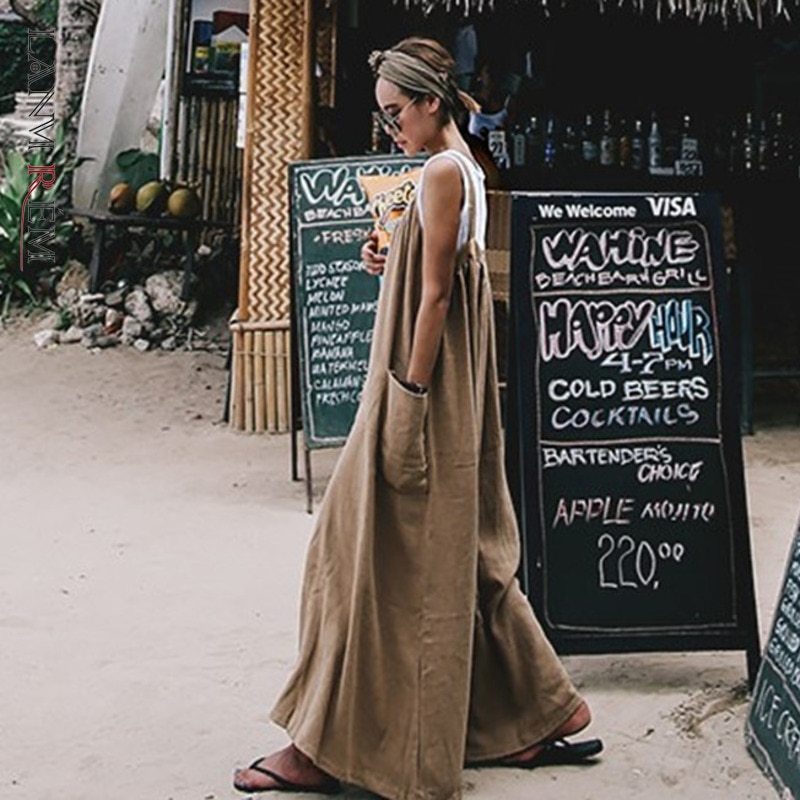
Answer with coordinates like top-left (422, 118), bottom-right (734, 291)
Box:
top-left (80, 323), bottom-right (104, 348)
top-left (160, 336), bottom-right (176, 351)
top-left (133, 338), bottom-right (150, 352)
top-left (121, 316), bottom-right (143, 344)
top-left (56, 287), bottom-right (80, 312)
top-left (104, 288), bottom-right (125, 308)
top-left (93, 335), bottom-right (119, 349)
top-left (33, 329), bottom-right (59, 348)
top-left (144, 271), bottom-right (189, 317)
top-left (59, 326), bottom-right (84, 344)
top-left (56, 260), bottom-right (90, 295)
top-left (36, 311), bottom-right (63, 332)
top-left (104, 308), bottom-right (124, 334)
top-left (124, 287), bottom-right (154, 325)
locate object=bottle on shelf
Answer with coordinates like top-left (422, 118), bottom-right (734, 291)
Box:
top-left (742, 111), bottom-right (757, 172)
top-left (648, 113), bottom-right (663, 171)
top-left (488, 129), bottom-right (511, 171)
top-left (580, 113), bottom-right (599, 165)
top-left (618, 117), bottom-right (631, 169)
top-left (727, 123), bottom-right (742, 175)
top-left (510, 123), bottom-right (527, 168)
top-left (757, 117), bottom-right (770, 173)
top-left (525, 115), bottom-right (543, 167)
top-left (630, 119), bottom-right (646, 171)
top-left (599, 108), bottom-right (618, 167)
top-left (543, 114), bottom-right (559, 169)
top-left (562, 122), bottom-right (580, 170)
top-left (770, 111), bottom-right (786, 173)
top-left (679, 113), bottom-right (700, 161)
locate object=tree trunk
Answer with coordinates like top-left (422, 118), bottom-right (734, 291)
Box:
top-left (54, 0), bottom-right (101, 197)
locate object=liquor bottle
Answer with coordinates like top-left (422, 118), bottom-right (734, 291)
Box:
top-left (648, 114), bottom-right (663, 170)
top-left (742, 112), bottom-right (757, 173)
top-left (727, 123), bottom-right (742, 175)
top-left (580, 113), bottom-right (599, 165)
top-left (618, 117), bottom-right (631, 169)
top-left (663, 116), bottom-right (679, 169)
top-left (770, 111), bottom-right (786, 172)
top-left (525, 115), bottom-right (543, 167)
top-left (543, 115), bottom-right (559, 169)
top-left (680, 113), bottom-right (700, 161)
top-left (757, 117), bottom-right (770, 173)
top-left (630, 119), bottom-right (646, 171)
top-left (562, 123), bottom-right (580, 170)
top-left (599, 109), bottom-right (617, 167)
top-left (488, 129), bottom-right (511, 170)
top-left (510, 123), bottom-right (527, 168)
top-left (711, 119), bottom-right (728, 174)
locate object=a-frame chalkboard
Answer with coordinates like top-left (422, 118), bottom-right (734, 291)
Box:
top-left (506, 192), bottom-right (760, 685)
top-left (746, 512), bottom-right (800, 800)
top-left (288, 155), bottom-right (424, 510)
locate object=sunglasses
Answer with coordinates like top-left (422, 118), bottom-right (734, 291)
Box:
top-left (378, 97), bottom-right (418, 135)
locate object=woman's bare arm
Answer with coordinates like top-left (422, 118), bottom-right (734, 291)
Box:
top-left (404, 158), bottom-right (463, 388)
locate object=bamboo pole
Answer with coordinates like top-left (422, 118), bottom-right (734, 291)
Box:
top-left (176, 96), bottom-right (187, 183)
top-left (232, 328), bottom-right (245, 430)
top-left (224, 98), bottom-right (236, 222)
top-left (254, 329), bottom-right (265, 433)
top-left (276, 327), bottom-right (288, 431)
top-left (244, 329), bottom-right (255, 431)
top-left (212, 98), bottom-right (225, 220)
top-left (200, 99), bottom-right (213, 220)
top-left (229, 319), bottom-right (290, 332)
top-left (188, 96), bottom-right (200, 187)
top-left (265, 331), bottom-right (277, 432)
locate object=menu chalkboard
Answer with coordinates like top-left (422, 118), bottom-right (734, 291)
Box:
top-left (747, 514), bottom-right (800, 799)
top-left (289, 155), bottom-right (423, 449)
top-left (507, 192), bottom-right (759, 676)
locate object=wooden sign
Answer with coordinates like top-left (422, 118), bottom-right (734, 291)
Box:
top-left (507, 192), bottom-right (760, 681)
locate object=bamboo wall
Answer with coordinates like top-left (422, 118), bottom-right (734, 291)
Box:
top-left (175, 95), bottom-right (243, 229)
top-left (229, 0), bottom-right (314, 432)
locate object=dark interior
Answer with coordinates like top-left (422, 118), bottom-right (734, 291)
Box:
top-left (329, 1), bottom-right (800, 426)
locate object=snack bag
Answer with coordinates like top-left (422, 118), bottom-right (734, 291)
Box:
top-left (359, 168), bottom-right (422, 255)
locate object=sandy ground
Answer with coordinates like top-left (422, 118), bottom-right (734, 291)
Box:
top-left (1, 310), bottom-right (799, 800)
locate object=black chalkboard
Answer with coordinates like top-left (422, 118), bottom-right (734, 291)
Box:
top-left (507, 192), bottom-right (760, 680)
top-left (289, 155), bottom-right (424, 449)
top-left (746, 513), bottom-right (800, 799)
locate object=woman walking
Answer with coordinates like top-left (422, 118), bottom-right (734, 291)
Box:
top-left (233, 37), bottom-right (601, 799)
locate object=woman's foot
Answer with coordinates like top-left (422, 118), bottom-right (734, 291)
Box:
top-left (233, 744), bottom-right (340, 793)
top-left (494, 699), bottom-right (592, 766)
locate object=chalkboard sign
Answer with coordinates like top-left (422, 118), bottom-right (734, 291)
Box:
top-left (507, 192), bottom-right (760, 676)
top-left (746, 514), bottom-right (800, 799)
top-left (289, 155), bottom-right (423, 449)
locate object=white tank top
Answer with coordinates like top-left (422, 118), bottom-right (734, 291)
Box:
top-left (416, 149), bottom-right (487, 251)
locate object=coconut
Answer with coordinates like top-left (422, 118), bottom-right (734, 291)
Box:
top-left (167, 187), bottom-right (202, 219)
top-left (109, 182), bottom-right (135, 214)
top-left (135, 180), bottom-right (168, 215)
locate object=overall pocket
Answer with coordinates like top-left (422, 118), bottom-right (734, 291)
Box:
top-left (379, 369), bottom-right (429, 493)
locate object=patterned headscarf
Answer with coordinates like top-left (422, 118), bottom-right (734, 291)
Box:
top-left (369, 48), bottom-right (481, 115)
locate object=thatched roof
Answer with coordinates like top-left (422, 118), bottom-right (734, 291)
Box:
top-left (396, 0), bottom-right (799, 26)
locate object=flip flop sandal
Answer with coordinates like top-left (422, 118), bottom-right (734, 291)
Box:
top-left (470, 737), bottom-right (604, 769)
top-left (233, 757), bottom-right (343, 795)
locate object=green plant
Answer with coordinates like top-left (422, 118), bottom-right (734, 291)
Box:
top-left (0, 122), bottom-right (85, 317)
top-left (112, 148), bottom-right (160, 191)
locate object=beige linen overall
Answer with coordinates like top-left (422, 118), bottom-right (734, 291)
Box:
top-left (271, 152), bottom-right (583, 800)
